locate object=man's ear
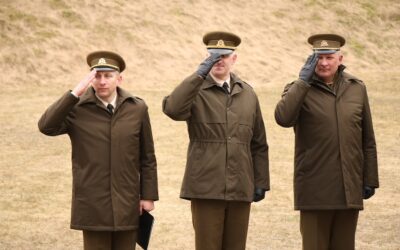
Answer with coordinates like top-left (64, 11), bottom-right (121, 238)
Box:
top-left (232, 53), bottom-right (238, 64)
top-left (117, 74), bottom-right (123, 86)
top-left (338, 54), bottom-right (344, 64)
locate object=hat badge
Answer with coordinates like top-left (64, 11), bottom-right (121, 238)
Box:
top-left (217, 39), bottom-right (225, 47)
top-left (98, 58), bottom-right (107, 65)
top-left (320, 40), bottom-right (329, 47)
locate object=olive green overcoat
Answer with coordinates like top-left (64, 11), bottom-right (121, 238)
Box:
top-left (163, 72), bottom-right (269, 202)
top-left (275, 66), bottom-right (378, 210)
top-left (39, 87), bottom-right (158, 230)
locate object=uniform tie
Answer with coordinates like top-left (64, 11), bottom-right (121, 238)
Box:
top-left (222, 82), bottom-right (230, 94)
top-left (107, 104), bottom-right (114, 115)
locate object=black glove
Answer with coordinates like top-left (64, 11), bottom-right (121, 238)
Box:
top-left (363, 186), bottom-right (375, 199)
top-left (299, 53), bottom-right (318, 83)
top-left (196, 53), bottom-right (221, 79)
top-left (253, 187), bottom-right (266, 202)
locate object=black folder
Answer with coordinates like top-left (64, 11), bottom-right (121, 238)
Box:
top-left (137, 210), bottom-right (154, 250)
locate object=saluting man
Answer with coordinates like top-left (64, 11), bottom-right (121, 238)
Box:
top-left (163, 31), bottom-right (270, 250)
top-left (275, 34), bottom-right (379, 250)
top-left (38, 51), bottom-right (158, 250)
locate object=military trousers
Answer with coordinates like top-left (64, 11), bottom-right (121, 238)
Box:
top-left (300, 209), bottom-right (359, 250)
top-left (82, 230), bottom-right (137, 250)
top-left (191, 199), bottom-right (251, 250)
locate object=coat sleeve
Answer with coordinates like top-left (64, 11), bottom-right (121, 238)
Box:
top-left (251, 96), bottom-right (270, 191)
top-left (274, 80), bottom-right (311, 127)
top-left (361, 85), bottom-right (379, 188)
top-left (139, 106), bottom-right (159, 200)
top-left (162, 72), bottom-right (204, 121)
top-left (38, 91), bottom-right (79, 136)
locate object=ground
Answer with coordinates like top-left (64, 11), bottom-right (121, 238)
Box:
top-left (1, 0), bottom-right (399, 249)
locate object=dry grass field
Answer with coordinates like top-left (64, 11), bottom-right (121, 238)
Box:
top-left (1, 0), bottom-right (399, 249)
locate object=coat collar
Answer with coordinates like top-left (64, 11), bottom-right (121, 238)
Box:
top-left (78, 86), bottom-right (135, 108)
top-left (311, 64), bottom-right (362, 98)
top-left (336, 66), bottom-right (364, 99)
top-left (312, 64), bottom-right (346, 95)
top-left (202, 72), bottom-right (245, 96)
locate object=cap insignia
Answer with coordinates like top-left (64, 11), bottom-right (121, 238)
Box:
top-left (320, 40), bottom-right (329, 47)
top-left (98, 58), bottom-right (106, 65)
top-left (217, 39), bottom-right (225, 47)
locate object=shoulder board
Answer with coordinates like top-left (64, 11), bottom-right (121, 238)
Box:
top-left (241, 81), bottom-right (253, 89)
top-left (342, 72), bottom-right (364, 85)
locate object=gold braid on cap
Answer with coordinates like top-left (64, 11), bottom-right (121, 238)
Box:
top-left (90, 64), bottom-right (120, 71)
top-left (206, 39), bottom-right (237, 49)
top-left (90, 58), bottom-right (120, 71)
top-left (312, 40), bottom-right (341, 50)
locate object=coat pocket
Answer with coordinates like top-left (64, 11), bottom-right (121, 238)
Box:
top-left (238, 123), bottom-right (253, 143)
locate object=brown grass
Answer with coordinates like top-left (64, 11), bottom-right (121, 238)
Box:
top-left (1, 0), bottom-right (399, 249)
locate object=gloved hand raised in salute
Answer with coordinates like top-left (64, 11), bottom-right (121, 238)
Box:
top-left (299, 53), bottom-right (319, 83)
top-left (196, 53), bottom-right (222, 79)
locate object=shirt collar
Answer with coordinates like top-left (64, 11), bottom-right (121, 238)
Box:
top-left (210, 72), bottom-right (231, 87)
top-left (95, 93), bottom-right (117, 108)
top-left (78, 87), bottom-right (137, 107)
top-left (202, 72), bottom-right (245, 96)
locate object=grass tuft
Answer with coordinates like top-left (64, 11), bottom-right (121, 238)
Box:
top-left (49, 0), bottom-right (69, 10)
top-left (361, 2), bottom-right (377, 19)
top-left (349, 39), bottom-right (366, 57)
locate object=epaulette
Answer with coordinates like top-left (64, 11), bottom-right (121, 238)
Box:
top-left (343, 72), bottom-right (364, 85)
top-left (242, 81), bottom-right (253, 88)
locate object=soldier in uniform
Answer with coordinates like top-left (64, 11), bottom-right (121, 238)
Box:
top-left (38, 51), bottom-right (159, 250)
top-left (163, 31), bottom-right (270, 250)
top-left (275, 34), bottom-right (379, 250)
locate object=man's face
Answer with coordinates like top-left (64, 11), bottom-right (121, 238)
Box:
top-left (315, 52), bottom-right (343, 82)
top-left (210, 53), bottom-right (237, 79)
top-left (91, 70), bottom-right (121, 101)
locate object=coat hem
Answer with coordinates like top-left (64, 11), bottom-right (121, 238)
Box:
top-left (180, 194), bottom-right (252, 202)
top-left (295, 204), bottom-right (363, 210)
top-left (70, 224), bottom-right (139, 231)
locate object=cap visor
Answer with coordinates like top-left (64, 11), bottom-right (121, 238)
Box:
top-left (314, 49), bottom-right (339, 55)
top-left (207, 49), bottom-right (234, 55)
top-left (93, 67), bottom-right (118, 72)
